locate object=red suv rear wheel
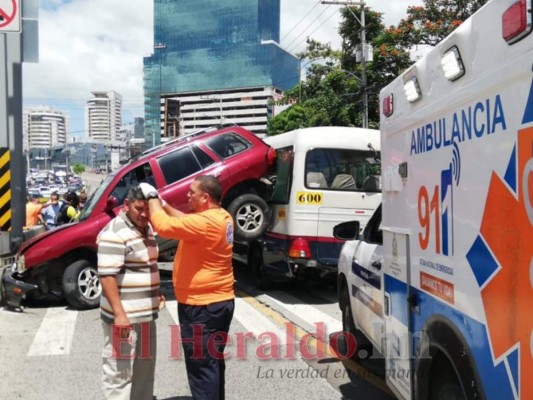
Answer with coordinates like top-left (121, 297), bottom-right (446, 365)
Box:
top-left (227, 194), bottom-right (270, 241)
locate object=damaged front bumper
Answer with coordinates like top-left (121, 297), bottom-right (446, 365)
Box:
top-left (0, 262), bottom-right (38, 309)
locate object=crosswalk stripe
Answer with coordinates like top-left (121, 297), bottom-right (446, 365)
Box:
top-left (27, 307), bottom-right (78, 356)
top-left (264, 293), bottom-right (342, 334)
top-left (234, 297), bottom-right (288, 344)
top-left (164, 298), bottom-right (288, 345)
top-left (165, 299), bottom-right (179, 324)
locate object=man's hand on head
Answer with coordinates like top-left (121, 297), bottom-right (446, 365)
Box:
top-left (139, 183), bottom-right (159, 200)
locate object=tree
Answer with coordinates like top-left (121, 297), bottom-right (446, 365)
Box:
top-left (393, 0), bottom-right (488, 47)
top-left (72, 163), bottom-right (85, 175)
top-left (269, 9), bottom-right (387, 134)
top-left (268, 0), bottom-right (489, 135)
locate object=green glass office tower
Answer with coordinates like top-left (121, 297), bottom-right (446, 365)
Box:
top-left (144, 0), bottom-right (299, 146)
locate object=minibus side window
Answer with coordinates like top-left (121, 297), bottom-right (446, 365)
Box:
top-left (305, 148), bottom-right (381, 192)
top-left (270, 146), bottom-right (293, 204)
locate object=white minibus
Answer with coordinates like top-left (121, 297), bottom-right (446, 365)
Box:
top-left (234, 126), bottom-right (381, 288)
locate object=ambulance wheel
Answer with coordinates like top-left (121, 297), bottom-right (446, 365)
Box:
top-left (429, 354), bottom-right (464, 400)
top-left (249, 244), bottom-right (270, 290)
top-left (63, 260), bottom-right (101, 310)
top-left (227, 194), bottom-right (270, 241)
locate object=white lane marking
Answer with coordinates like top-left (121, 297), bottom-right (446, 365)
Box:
top-left (27, 307), bottom-right (78, 356)
top-left (165, 300), bottom-right (179, 324)
top-left (266, 294), bottom-right (342, 334)
top-left (165, 298), bottom-right (287, 344)
top-left (234, 298), bottom-right (287, 345)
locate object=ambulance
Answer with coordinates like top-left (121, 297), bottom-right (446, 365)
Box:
top-left (334, 0), bottom-right (533, 398)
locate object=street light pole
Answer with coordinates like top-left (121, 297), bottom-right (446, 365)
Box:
top-left (321, 0), bottom-right (368, 128)
top-left (360, 6), bottom-right (368, 129)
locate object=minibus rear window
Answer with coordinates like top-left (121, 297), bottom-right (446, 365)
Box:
top-left (270, 146), bottom-right (294, 204)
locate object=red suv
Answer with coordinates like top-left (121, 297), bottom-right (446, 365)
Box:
top-left (3, 126), bottom-right (275, 309)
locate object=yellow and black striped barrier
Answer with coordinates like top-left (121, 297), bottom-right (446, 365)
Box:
top-left (0, 148), bottom-right (11, 231)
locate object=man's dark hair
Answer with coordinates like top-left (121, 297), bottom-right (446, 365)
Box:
top-left (50, 191), bottom-right (59, 200)
top-left (65, 191), bottom-right (79, 205)
top-left (195, 175), bottom-right (222, 203)
top-left (127, 186), bottom-right (148, 202)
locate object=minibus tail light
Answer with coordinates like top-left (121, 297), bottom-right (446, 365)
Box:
top-left (288, 238), bottom-right (311, 259)
top-left (502, 0), bottom-right (532, 44)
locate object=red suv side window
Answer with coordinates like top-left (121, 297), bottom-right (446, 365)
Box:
top-left (205, 133), bottom-right (250, 159)
top-left (110, 163), bottom-right (154, 204)
top-left (158, 147), bottom-right (202, 185)
top-left (191, 144), bottom-right (215, 169)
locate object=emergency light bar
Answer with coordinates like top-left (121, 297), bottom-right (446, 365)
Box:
top-left (502, 0), bottom-right (532, 44)
top-left (441, 46), bottom-right (465, 81)
top-left (403, 77), bottom-right (421, 103)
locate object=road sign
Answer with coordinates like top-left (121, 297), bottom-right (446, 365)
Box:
top-left (0, 0), bottom-right (20, 32)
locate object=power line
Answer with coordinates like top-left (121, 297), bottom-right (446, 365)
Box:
top-left (283, 5), bottom-right (333, 52)
top-left (285, 7), bottom-right (340, 55)
top-left (280, 0), bottom-right (322, 43)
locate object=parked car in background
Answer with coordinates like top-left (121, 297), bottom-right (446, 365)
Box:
top-left (27, 188), bottom-right (43, 199)
top-left (39, 186), bottom-right (52, 198)
top-left (4, 126), bottom-right (276, 309)
top-left (67, 183), bottom-right (83, 194)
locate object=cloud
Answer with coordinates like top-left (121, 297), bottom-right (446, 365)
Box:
top-left (23, 0), bottom-right (420, 134)
top-left (24, 0), bottom-right (152, 105)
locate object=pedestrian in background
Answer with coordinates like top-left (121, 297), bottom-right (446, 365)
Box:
top-left (140, 175), bottom-right (235, 400)
top-left (97, 186), bottom-right (163, 400)
top-left (79, 190), bottom-right (88, 210)
top-left (41, 192), bottom-right (63, 229)
top-left (56, 191), bottom-right (80, 225)
top-left (24, 194), bottom-right (44, 229)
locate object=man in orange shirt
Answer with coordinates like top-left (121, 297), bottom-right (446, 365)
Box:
top-left (24, 194), bottom-right (44, 228)
top-left (141, 175), bottom-right (234, 400)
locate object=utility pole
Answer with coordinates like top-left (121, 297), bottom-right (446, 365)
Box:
top-left (321, 0), bottom-right (368, 128)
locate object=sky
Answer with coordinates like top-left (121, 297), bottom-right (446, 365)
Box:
top-left (22, 0), bottom-right (422, 138)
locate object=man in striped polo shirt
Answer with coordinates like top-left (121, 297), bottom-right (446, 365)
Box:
top-left (97, 186), bottom-right (163, 400)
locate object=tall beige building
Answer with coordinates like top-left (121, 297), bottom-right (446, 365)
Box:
top-left (23, 106), bottom-right (70, 150)
top-left (85, 91), bottom-right (122, 141)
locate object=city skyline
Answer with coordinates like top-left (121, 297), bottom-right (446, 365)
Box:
top-left (144, 0), bottom-right (300, 143)
top-left (22, 0), bottom-right (422, 137)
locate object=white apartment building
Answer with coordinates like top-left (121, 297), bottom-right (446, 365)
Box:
top-left (85, 91), bottom-right (122, 141)
top-left (161, 86), bottom-right (283, 138)
top-left (23, 106), bottom-right (70, 150)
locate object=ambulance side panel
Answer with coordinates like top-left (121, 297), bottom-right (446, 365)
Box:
top-left (380, 0), bottom-right (533, 398)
